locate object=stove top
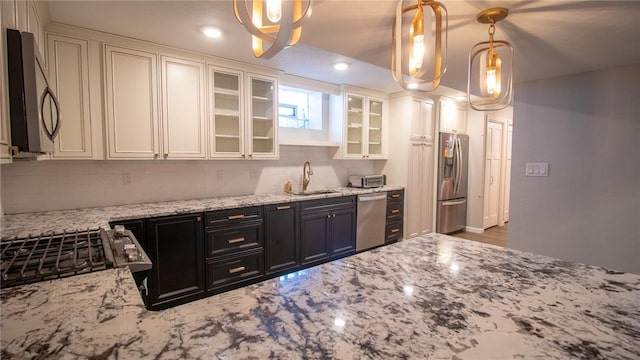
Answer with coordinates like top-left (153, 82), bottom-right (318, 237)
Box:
top-left (1, 229), bottom-right (111, 288)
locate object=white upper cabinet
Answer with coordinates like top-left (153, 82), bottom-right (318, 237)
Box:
top-left (209, 66), bottom-right (244, 158)
top-left (410, 97), bottom-right (435, 142)
top-left (208, 68), bottom-right (278, 159)
top-left (47, 33), bottom-right (93, 159)
top-left (247, 73), bottom-right (278, 159)
top-left (104, 45), bottom-right (160, 159)
top-left (105, 46), bottom-right (208, 160)
top-left (341, 90), bottom-right (387, 159)
top-left (161, 56), bottom-right (207, 159)
top-left (439, 99), bottom-right (467, 134)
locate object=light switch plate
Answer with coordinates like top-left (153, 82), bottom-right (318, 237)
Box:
top-left (525, 163), bottom-right (549, 177)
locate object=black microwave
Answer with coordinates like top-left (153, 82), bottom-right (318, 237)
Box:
top-left (6, 28), bottom-right (61, 157)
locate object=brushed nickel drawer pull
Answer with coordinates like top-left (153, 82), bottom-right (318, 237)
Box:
top-left (391, 209), bottom-right (400, 214)
top-left (228, 237), bottom-right (245, 244)
top-left (228, 214), bottom-right (245, 220)
top-left (391, 228), bottom-right (400, 233)
top-left (277, 206), bottom-right (291, 210)
top-left (229, 266), bottom-right (246, 274)
top-left (391, 194), bottom-right (400, 198)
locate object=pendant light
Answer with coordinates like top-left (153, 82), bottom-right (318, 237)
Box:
top-left (392, 0), bottom-right (448, 92)
top-left (233, 0), bottom-right (313, 59)
top-left (467, 7), bottom-right (513, 111)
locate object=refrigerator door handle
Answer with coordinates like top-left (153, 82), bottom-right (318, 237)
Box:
top-left (454, 138), bottom-right (462, 194)
top-left (442, 199), bottom-right (467, 206)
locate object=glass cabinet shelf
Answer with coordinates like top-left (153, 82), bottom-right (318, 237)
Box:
top-left (215, 134), bottom-right (240, 139)
top-left (215, 109), bottom-right (240, 117)
top-left (214, 88), bottom-right (239, 96)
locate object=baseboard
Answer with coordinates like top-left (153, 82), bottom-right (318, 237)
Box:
top-left (465, 226), bottom-right (484, 234)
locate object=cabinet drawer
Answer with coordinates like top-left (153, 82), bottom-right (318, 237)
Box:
top-left (206, 222), bottom-right (262, 258)
top-left (207, 250), bottom-right (264, 290)
top-left (205, 206), bottom-right (263, 228)
top-left (386, 202), bottom-right (403, 223)
top-left (300, 196), bottom-right (355, 214)
top-left (385, 221), bottom-right (403, 241)
top-left (387, 190), bottom-right (404, 203)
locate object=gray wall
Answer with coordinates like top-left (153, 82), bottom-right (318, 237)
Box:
top-left (509, 63), bottom-right (640, 274)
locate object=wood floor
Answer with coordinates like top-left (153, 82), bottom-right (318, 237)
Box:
top-left (450, 223), bottom-right (509, 248)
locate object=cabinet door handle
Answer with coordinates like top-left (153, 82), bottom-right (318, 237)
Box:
top-left (391, 209), bottom-right (400, 214)
top-left (391, 194), bottom-right (400, 198)
top-left (228, 237), bottom-right (245, 244)
top-left (391, 228), bottom-right (400, 233)
top-left (228, 266), bottom-right (246, 274)
top-left (228, 214), bottom-right (245, 220)
top-left (276, 205), bottom-right (291, 210)
top-left (196, 216), bottom-right (201, 222)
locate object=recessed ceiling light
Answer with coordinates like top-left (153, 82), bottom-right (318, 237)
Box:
top-left (201, 26), bottom-right (222, 39)
top-left (333, 62), bottom-right (349, 71)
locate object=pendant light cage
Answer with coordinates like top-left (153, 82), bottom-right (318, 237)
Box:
top-left (392, 0), bottom-right (448, 92)
top-left (467, 8), bottom-right (513, 111)
top-left (234, 0), bottom-right (313, 59)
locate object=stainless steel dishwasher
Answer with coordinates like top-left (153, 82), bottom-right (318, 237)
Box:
top-left (356, 193), bottom-right (388, 251)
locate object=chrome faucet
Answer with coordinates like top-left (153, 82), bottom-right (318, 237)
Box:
top-left (302, 161), bottom-right (313, 192)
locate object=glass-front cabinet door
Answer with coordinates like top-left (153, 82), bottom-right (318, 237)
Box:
top-left (209, 66), bottom-right (244, 158)
top-left (367, 98), bottom-right (384, 158)
top-left (345, 93), bottom-right (365, 157)
top-left (247, 74), bottom-right (278, 159)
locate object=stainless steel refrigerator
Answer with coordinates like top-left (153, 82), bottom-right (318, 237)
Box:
top-left (436, 132), bottom-right (469, 234)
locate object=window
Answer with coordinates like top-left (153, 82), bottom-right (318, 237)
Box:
top-left (278, 86), bottom-right (325, 130)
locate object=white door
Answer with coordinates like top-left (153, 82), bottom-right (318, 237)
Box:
top-left (161, 56), bottom-right (206, 159)
top-left (48, 34), bottom-right (93, 159)
top-left (104, 45), bottom-right (160, 159)
top-left (406, 142), bottom-right (434, 238)
top-left (503, 122), bottom-right (513, 222)
top-left (483, 121), bottom-right (503, 228)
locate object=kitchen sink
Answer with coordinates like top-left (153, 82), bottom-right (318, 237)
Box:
top-left (293, 189), bottom-right (339, 196)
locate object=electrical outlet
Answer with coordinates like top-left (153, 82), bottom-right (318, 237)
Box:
top-left (122, 173), bottom-right (131, 185)
top-left (217, 170), bottom-right (224, 180)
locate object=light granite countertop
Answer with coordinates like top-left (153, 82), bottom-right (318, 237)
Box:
top-left (1, 233), bottom-right (639, 359)
top-left (0, 186), bottom-right (402, 239)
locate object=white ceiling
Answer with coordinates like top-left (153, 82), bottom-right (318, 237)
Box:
top-left (47, 0), bottom-right (640, 95)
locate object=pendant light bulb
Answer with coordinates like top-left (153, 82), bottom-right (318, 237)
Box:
top-left (485, 68), bottom-right (497, 95)
top-left (410, 4), bottom-right (425, 73)
top-left (485, 50), bottom-right (501, 96)
top-left (266, 0), bottom-right (282, 23)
